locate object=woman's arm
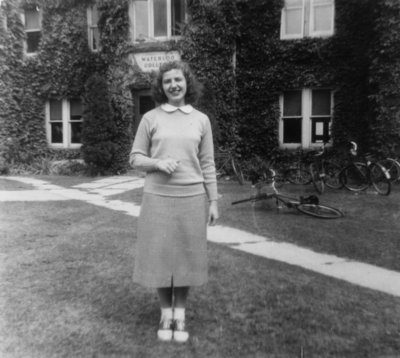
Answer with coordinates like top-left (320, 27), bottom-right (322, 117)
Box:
top-left (198, 117), bottom-right (218, 201)
top-left (131, 153), bottom-right (179, 175)
top-left (208, 200), bottom-right (219, 226)
top-left (198, 116), bottom-right (219, 225)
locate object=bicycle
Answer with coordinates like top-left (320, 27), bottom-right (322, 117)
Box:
top-left (281, 147), bottom-right (312, 185)
top-left (339, 141), bottom-right (391, 195)
top-left (231, 168), bottom-right (344, 219)
top-left (215, 148), bottom-right (245, 185)
top-left (309, 143), bottom-right (343, 194)
top-left (245, 153), bottom-right (310, 189)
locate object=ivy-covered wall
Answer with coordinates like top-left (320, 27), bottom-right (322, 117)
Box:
top-left (0, 0), bottom-right (399, 174)
top-left (0, 0), bottom-right (108, 173)
top-left (179, 0), bottom-right (240, 148)
top-left (235, 0), bottom-right (400, 160)
top-left (367, 0), bottom-right (400, 156)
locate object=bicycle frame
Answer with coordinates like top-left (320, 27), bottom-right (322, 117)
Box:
top-left (309, 143), bottom-right (343, 194)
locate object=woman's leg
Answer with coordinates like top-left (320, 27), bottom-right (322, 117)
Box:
top-left (157, 287), bottom-right (173, 308)
top-left (173, 286), bottom-right (190, 342)
top-left (156, 287), bottom-right (174, 341)
top-left (173, 286), bottom-right (189, 308)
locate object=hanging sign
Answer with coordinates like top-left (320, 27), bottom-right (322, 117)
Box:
top-left (133, 51), bottom-right (181, 72)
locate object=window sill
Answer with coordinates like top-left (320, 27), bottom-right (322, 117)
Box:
top-left (280, 33), bottom-right (333, 40)
top-left (132, 36), bottom-right (182, 45)
top-left (280, 143), bottom-right (332, 150)
top-left (48, 144), bottom-right (82, 150)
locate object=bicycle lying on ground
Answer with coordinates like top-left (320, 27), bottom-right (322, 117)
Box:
top-left (215, 148), bottom-right (245, 185)
top-left (232, 168), bottom-right (344, 219)
top-left (339, 141), bottom-right (391, 196)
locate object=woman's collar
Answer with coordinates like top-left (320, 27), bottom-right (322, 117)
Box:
top-left (161, 103), bottom-right (193, 114)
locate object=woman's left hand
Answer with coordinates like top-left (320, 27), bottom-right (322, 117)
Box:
top-left (208, 200), bottom-right (219, 226)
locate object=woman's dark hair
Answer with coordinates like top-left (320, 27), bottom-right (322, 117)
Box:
top-left (152, 61), bottom-right (203, 105)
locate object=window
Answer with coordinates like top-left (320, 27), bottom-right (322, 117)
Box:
top-left (87, 5), bottom-right (101, 51)
top-left (23, 7), bottom-right (42, 54)
top-left (46, 99), bottom-right (83, 148)
top-left (279, 89), bottom-right (333, 148)
top-left (129, 0), bottom-right (186, 42)
top-left (280, 0), bottom-right (334, 40)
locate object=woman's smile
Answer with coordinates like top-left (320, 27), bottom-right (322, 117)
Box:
top-left (162, 69), bottom-right (187, 107)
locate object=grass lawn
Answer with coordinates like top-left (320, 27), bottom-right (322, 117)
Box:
top-left (113, 177), bottom-right (400, 272)
top-left (1, 176), bottom-right (400, 357)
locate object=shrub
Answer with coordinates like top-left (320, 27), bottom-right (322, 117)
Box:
top-left (81, 74), bottom-right (119, 176)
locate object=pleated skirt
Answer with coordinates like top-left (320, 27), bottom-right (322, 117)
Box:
top-left (133, 193), bottom-right (208, 288)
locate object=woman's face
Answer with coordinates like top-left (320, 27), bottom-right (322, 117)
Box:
top-left (162, 69), bottom-right (187, 107)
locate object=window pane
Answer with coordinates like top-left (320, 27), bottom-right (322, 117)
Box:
top-left (285, 8), bottom-right (302, 35)
top-left (50, 100), bottom-right (62, 121)
top-left (283, 118), bottom-right (302, 143)
top-left (25, 9), bottom-right (40, 29)
top-left (154, 0), bottom-right (167, 37)
top-left (71, 122), bottom-right (82, 144)
top-left (312, 90), bottom-right (331, 115)
top-left (312, 118), bottom-right (330, 143)
top-left (313, 5), bottom-right (332, 32)
top-left (171, 0), bottom-right (185, 36)
top-left (51, 123), bottom-right (63, 143)
top-left (70, 99), bottom-right (83, 120)
top-left (139, 95), bottom-right (155, 115)
top-left (134, 0), bottom-right (149, 40)
top-left (283, 91), bottom-right (302, 116)
top-left (27, 31), bottom-right (41, 53)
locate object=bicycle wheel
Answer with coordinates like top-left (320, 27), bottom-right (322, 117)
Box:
top-left (284, 168), bottom-right (312, 185)
top-left (324, 162), bottom-right (343, 189)
top-left (378, 158), bottom-right (400, 183)
top-left (340, 162), bottom-right (369, 192)
top-left (309, 163), bottom-right (324, 194)
top-left (296, 203), bottom-right (344, 219)
top-left (231, 158), bottom-right (245, 185)
top-left (369, 162), bottom-right (391, 196)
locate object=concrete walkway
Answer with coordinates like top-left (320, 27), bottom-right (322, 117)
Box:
top-left (1, 175), bottom-right (400, 298)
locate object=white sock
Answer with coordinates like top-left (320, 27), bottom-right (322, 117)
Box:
top-left (161, 307), bottom-right (173, 321)
top-left (174, 308), bottom-right (185, 321)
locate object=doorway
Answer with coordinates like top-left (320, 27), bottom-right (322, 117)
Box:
top-left (132, 90), bottom-right (156, 137)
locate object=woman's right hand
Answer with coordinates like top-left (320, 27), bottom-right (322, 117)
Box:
top-left (156, 158), bottom-right (180, 175)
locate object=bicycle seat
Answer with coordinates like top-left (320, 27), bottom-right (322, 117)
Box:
top-left (300, 195), bottom-right (319, 205)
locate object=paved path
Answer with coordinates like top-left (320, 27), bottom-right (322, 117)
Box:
top-left (2, 175), bottom-right (400, 298)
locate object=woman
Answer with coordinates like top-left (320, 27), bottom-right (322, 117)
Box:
top-left (129, 61), bottom-right (219, 343)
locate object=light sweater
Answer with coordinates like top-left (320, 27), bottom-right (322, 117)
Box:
top-left (129, 105), bottom-right (218, 201)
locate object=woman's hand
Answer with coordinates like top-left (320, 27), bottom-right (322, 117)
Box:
top-left (208, 200), bottom-right (219, 226)
top-left (156, 158), bottom-right (180, 174)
